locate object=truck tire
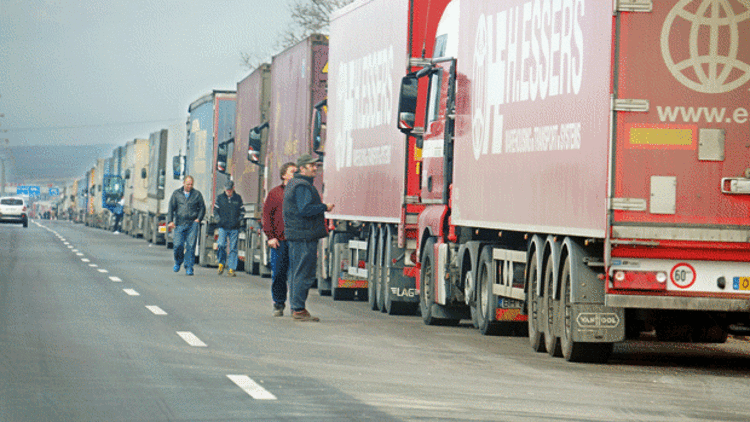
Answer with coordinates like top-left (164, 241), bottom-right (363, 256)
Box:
top-left (543, 254), bottom-right (562, 357)
top-left (476, 246), bottom-right (501, 335)
top-left (419, 237), bottom-right (461, 326)
top-left (527, 251), bottom-right (546, 352)
top-left (367, 227), bottom-right (380, 310)
top-left (559, 258), bottom-right (613, 363)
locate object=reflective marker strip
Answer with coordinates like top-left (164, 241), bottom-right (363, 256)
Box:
top-left (97, 269), bottom-right (108, 273)
top-left (109, 276), bottom-right (122, 282)
top-left (176, 331), bottom-right (207, 347)
top-left (123, 289), bottom-right (140, 296)
top-left (227, 375), bottom-right (277, 400)
top-left (146, 306), bottom-right (167, 315)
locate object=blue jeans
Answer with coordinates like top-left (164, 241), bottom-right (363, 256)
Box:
top-left (270, 240), bottom-right (289, 307)
top-left (288, 240), bottom-right (318, 312)
top-left (173, 221), bottom-right (200, 271)
top-left (217, 228), bottom-right (239, 270)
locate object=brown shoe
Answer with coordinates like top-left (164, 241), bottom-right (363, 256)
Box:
top-left (292, 309), bottom-right (319, 322)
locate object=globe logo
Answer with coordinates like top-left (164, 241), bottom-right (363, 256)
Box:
top-left (661, 0), bottom-right (750, 94)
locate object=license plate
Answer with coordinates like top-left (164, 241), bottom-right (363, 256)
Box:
top-left (159, 227), bottom-right (167, 233)
top-left (733, 277), bottom-right (750, 291)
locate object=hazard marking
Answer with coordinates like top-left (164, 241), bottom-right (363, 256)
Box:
top-left (670, 263), bottom-right (696, 289)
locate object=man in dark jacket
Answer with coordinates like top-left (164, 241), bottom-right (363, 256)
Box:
top-left (263, 162), bottom-right (297, 316)
top-left (283, 154), bottom-right (333, 322)
top-left (214, 180), bottom-right (244, 277)
top-left (167, 175), bottom-right (206, 276)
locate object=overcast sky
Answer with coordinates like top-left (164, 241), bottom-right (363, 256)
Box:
top-left (0, 0), bottom-right (290, 148)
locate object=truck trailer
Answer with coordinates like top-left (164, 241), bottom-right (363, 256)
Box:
top-left (232, 64), bottom-right (272, 275)
top-left (144, 123), bottom-right (186, 245)
top-left (122, 138), bottom-right (150, 237)
top-left (382, 0), bottom-right (750, 362)
top-left (321, 0), bottom-right (449, 307)
top-left (186, 90), bottom-right (237, 267)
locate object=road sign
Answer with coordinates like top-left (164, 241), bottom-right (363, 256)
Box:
top-left (16, 185), bottom-right (29, 195)
top-left (49, 188), bottom-right (60, 196)
top-left (29, 186), bottom-right (40, 197)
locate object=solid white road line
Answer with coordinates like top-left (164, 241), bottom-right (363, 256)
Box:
top-left (176, 331), bottom-right (207, 347)
top-left (97, 269), bottom-right (108, 273)
top-left (123, 289), bottom-right (140, 296)
top-left (109, 276), bottom-right (122, 282)
top-left (145, 305), bottom-right (167, 315)
top-left (226, 375), bottom-right (277, 400)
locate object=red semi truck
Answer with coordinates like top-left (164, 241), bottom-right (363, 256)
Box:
top-left (321, 0), bottom-right (451, 307)
top-left (327, 0), bottom-right (750, 362)
top-left (227, 35), bottom-right (328, 276)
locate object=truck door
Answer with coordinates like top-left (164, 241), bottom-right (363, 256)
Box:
top-left (420, 58), bottom-right (457, 205)
top-left (611, 1), bottom-right (750, 243)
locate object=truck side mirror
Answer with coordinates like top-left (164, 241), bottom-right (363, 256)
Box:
top-left (216, 142), bottom-right (228, 174)
top-left (397, 75), bottom-right (418, 135)
top-left (247, 122), bottom-right (268, 165)
top-left (311, 99), bottom-right (326, 155)
top-left (141, 167), bottom-right (147, 179)
top-left (172, 155), bottom-right (183, 180)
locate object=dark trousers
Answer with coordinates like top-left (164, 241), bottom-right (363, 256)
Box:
top-left (270, 240), bottom-right (290, 307)
top-left (288, 240), bottom-right (318, 312)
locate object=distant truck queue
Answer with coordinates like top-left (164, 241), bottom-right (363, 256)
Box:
top-left (55, 0), bottom-right (750, 363)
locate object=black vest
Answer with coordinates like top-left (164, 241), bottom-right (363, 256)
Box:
top-left (283, 174), bottom-right (327, 241)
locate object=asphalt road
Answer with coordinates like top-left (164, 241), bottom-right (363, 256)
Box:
top-left (2, 219), bottom-right (750, 422)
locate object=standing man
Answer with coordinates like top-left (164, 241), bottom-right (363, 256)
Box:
top-left (263, 162), bottom-right (297, 316)
top-left (214, 180), bottom-right (244, 277)
top-left (112, 197), bottom-right (124, 234)
top-left (283, 154), bottom-right (333, 322)
top-left (167, 175), bottom-right (205, 276)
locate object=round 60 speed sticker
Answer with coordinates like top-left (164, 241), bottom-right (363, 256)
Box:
top-left (670, 263), bottom-right (696, 289)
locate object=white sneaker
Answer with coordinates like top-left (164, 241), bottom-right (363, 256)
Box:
top-left (113, 231), bottom-right (119, 234)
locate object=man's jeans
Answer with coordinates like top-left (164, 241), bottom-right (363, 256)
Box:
top-left (217, 228), bottom-right (239, 270)
top-left (173, 221), bottom-right (200, 270)
top-left (270, 240), bottom-right (289, 307)
top-left (288, 240), bottom-right (318, 312)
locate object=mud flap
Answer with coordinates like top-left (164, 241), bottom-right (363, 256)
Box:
top-left (570, 304), bottom-right (625, 343)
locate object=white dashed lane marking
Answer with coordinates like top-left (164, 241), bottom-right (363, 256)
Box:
top-left (76, 253), bottom-right (84, 256)
top-left (81, 258), bottom-right (90, 262)
top-left (176, 331), bottom-right (207, 347)
top-left (146, 306), bottom-right (167, 315)
top-left (123, 289), bottom-right (140, 296)
top-left (226, 375), bottom-right (277, 400)
top-left (109, 276), bottom-right (122, 282)
top-left (97, 269), bottom-right (108, 273)
top-left (89, 264), bottom-right (97, 267)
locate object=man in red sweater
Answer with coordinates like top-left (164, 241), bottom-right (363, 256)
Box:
top-left (263, 162), bottom-right (297, 316)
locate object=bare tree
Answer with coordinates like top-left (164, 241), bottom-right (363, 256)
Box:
top-left (241, 0), bottom-right (354, 70)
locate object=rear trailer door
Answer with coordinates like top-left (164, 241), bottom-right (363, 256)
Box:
top-left (613, 1), bottom-right (750, 235)
top-left (610, 1), bottom-right (750, 299)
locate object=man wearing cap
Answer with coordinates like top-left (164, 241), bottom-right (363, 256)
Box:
top-left (214, 180), bottom-right (244, 277)
top-left (283, 153), bottom-right (333, 322)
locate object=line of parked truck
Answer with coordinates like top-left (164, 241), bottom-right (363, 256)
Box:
top-left (57, 0), bottom-right (750, 363)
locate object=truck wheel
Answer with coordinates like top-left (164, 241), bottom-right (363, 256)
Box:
top-left (420, 237), bottom-right (438, 325)
top-left (527, 252), bottom-right (546, 352)
top-left (543, 254), bottom-right (562, 357)
top-left (476, 247), bottom-right (501, 335)
top-left (376, 228), bottom-right (386, 311)
top-left (367, 227), bottom-right (380, 310)
top-left (560, 258), bottom-right (613, 363)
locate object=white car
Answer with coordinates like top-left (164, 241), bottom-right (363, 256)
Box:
top-left (0, 197), bottom-right (29, 227)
